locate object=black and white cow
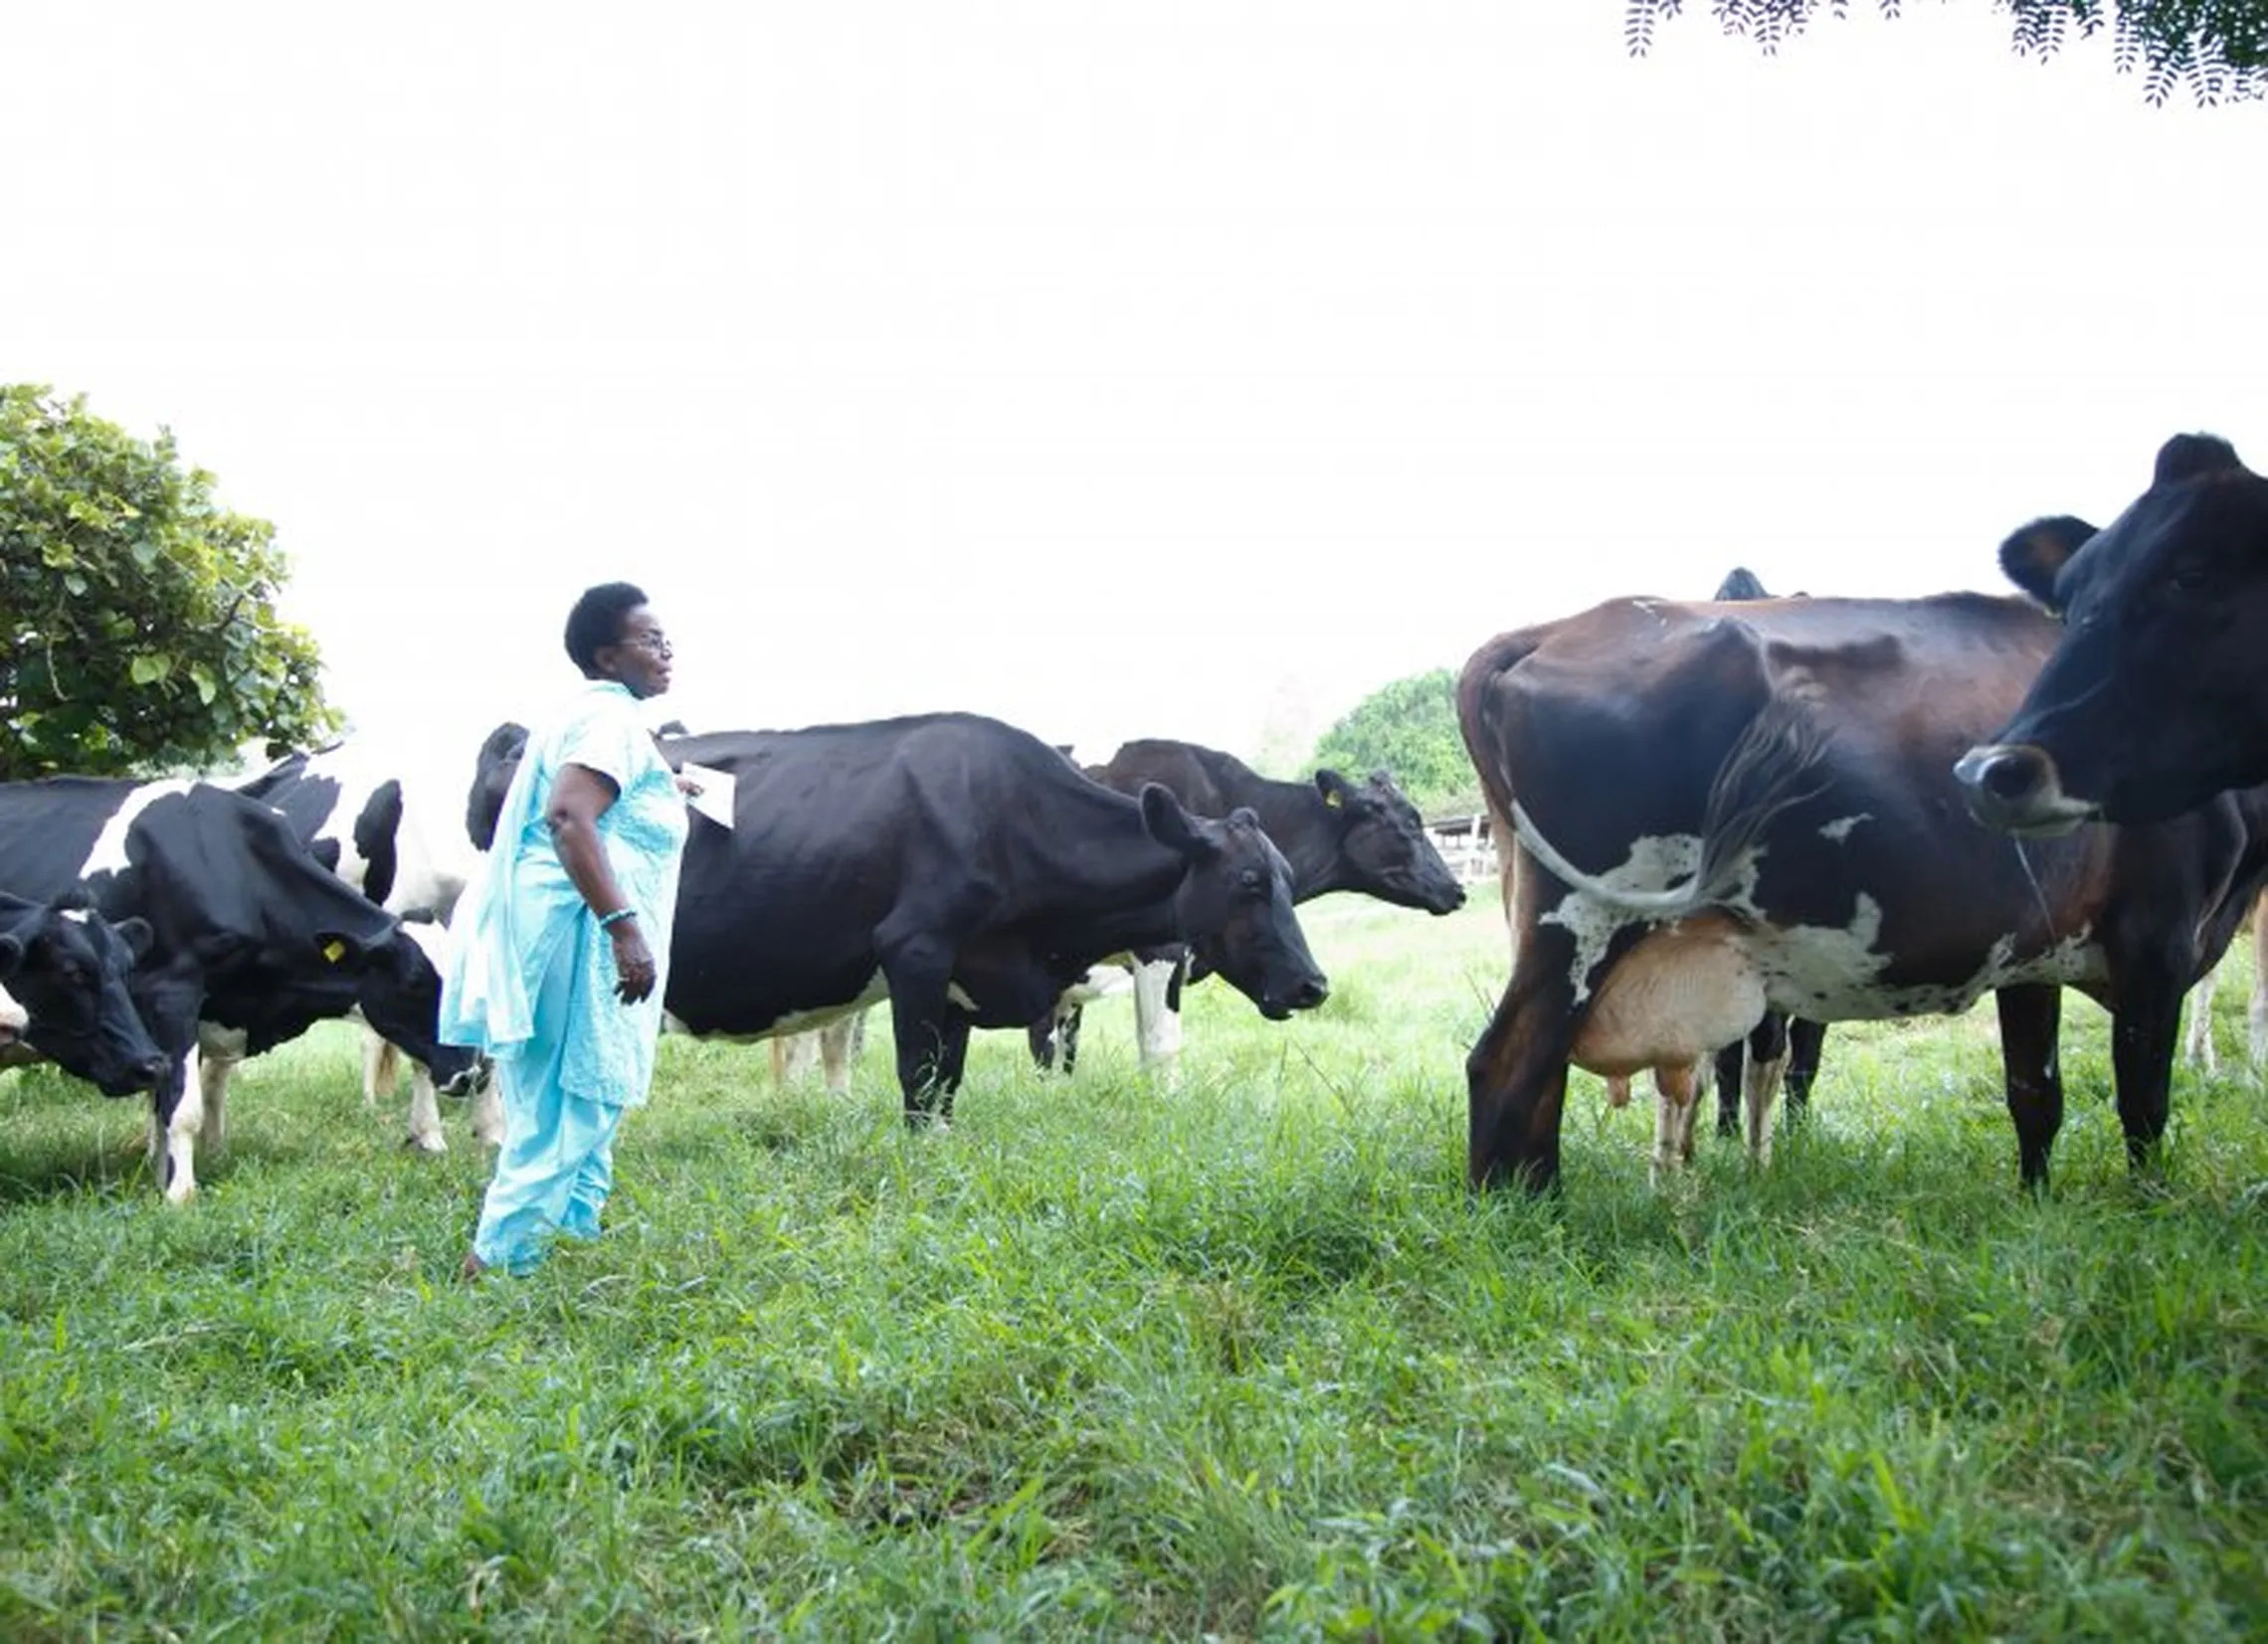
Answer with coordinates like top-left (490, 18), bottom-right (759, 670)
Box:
top-left (470, 711), bottom-right (1331, 1122)
top-left (1457, 589), bottom-right (2268, 1194)
top-left (0, 891), bottom-right (169, 1096)
top-left (1029, 739), bottom-right (1464, 1081)
top-left (229, 744), bottom-right (501, 1153)
top-left (0, 778), bottom-right (479, 1201)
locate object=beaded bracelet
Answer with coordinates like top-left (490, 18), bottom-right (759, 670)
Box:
top-left (595, 906), bottom-right (638, 929)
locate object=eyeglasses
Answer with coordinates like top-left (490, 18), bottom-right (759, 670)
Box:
top-left (619, 633), bottom-right (673, 657)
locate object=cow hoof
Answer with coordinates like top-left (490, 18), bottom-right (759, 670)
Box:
top-left (406, 1132), bottom-right (448, 1156)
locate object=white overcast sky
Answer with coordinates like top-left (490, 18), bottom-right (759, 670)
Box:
top-left (5, 2), bottom-right (2263, 794)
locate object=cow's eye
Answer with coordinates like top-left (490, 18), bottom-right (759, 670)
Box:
top-left (2167, 559), bottom-right (2213, 595)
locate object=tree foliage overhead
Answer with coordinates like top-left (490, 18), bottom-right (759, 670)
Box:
top-left (1625, 1), bottom-right (2268, 103)
top-left (1, 385), bottom-right (338, 783)
top-left (1308, 667), bottom-right (1486, 822)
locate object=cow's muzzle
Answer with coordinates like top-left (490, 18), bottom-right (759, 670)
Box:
top-left (1954, 743), bottom-right (2099, 837)
top-left (1261, 976), bottom-right (1330, 1020)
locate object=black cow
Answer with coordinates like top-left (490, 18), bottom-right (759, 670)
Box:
top-left (1457, 590), bottom-right (2268, 1194)
top-left (0, 891), bottom-right (169, 1096)
top-left (470, 711), bottom-right (1330, 1122)
top-left (1958, 433), bottom-right (2268, 832)
top-left (0, 778), bottom-right (477, 1201)
top-left (230, 744), bottom-right (500, 1153)
top-left (1026, 739), bottom-right (1464, 1079)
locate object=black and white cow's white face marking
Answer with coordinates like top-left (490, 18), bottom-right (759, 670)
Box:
top-left (0, 900), bottom-right (168, 1097)
top-left (1315, 768), bottom-right (1466, 914)
top-left (1140, 785), bottom-right (1329, 1020)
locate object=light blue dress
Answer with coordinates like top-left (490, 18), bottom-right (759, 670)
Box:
top-left (440, 679), bottom-right (689, 1273)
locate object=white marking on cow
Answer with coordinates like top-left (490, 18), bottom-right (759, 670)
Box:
top-left (0, 984), bottom-right (25, 1038)
top-left (2183, 962), bottom-right (2221, 1075)
top-left (83, 780), bottom-right (196, 877)
top-left (157, 1043), bottom-right (207, 1205)
top-left (60, 908), bottom-right (89, 924)
top-left (1536, 830), bottom-right (1711, 1005)
top-left (667, 971), bottom-right (890, 1043)
top-left (1132, 958), bottom-right (1185, 1083)
top-left (1818, 814), bottom-right (1871, 842)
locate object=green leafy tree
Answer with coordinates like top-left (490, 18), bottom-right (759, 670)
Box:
top-left (1625, 1), bottom-right (2268, 103)
top-left (1309, 667), bottom-right (1486, 821)
top-left (1, 385), bottom-right (338, 782)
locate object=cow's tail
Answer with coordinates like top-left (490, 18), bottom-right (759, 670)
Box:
top-left (1509, 693), bottom-right (1832, 920)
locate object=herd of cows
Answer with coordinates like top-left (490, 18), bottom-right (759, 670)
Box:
top-left (1, 430), bottom-right (2263, 1207)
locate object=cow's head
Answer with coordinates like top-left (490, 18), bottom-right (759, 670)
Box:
top-left (466, 721), bottom-right (530, 851)
top-left (1139, 784), bottom-right (1329, 1019)
top-left (0, 894), bottom-right (170, 1097)
top-left (338, 920), bottom-right (485, 1095)
top-left (1312, 768), bottom-right (1466, 913)
top-left (1957, 434), bottom-right (2268, 833)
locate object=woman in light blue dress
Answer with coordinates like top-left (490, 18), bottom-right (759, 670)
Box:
top-left (441, 582), bottom-right (691, 1279)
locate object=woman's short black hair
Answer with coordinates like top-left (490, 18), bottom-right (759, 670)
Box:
top-left (564, 582), bottom-right (649, 676)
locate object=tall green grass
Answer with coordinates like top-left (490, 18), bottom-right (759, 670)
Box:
top-left (2, 897), bottom-right (2263, 1638)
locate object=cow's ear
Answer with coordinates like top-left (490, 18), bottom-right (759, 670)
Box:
top-left (113, 917), bottom-right (155, 962)
top-left (1140, 783), bottom-right (1218, 861)
top-left (1998, 516), bottom-right (2098, 613)
top-left (1314, 769), bottom-right (1357, 812)
top-left (2155, 433), bottom-right (2243, 487)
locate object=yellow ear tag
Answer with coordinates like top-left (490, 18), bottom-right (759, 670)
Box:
top-left (322, 939), bottom-right (347, 963)
top-left (1323, 790), bottom-right (1343, 809)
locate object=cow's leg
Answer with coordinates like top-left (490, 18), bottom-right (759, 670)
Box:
top-left (933, 1012), bottom-right (975, 1121)
top-left (1131, 957), bottom-right (1185, 1085)
top-left (1026, 1016), bottom-right (1058, 1071)
top-left (195, 1027), bottom-right (245, 1156)
top-left (1650, 1060), bottom-right (1704, 1184)
top-left (467, 1061), bottom-right (504, 1148)
top-left (771, 1030), bottom-right (821, 1089)
top-left (362, 1026), bottom-right (400, 1107)
top-left (1057, 1005), bottom-right (1083, 1075)
top-left (1466, 965), bottom-right (1580, 1193)
top-left (1996, 984), bottom-right (2064, 1190)
top-left (1738, 1012), bottom-right (1790, 1165)
top-left (820, 1011), bottom-right (860, 1097)
top-left (2111, 978), bottom-right (2183, 1176)
top-left (1712, 1037), bottom-right (1745, 1138)
top-left (150, 1044), bottom-right (205, 1205)
top-left (403, 1063), bottom-right (448, 1155)
top-left (1604, 1073), bottom-right (1632, 1109)
top-left (2251, 907), bottom-right (2268, 1069)
top-left (878, 941), bottom-right (959, 1124)
top-left (1784, 1018), bottom-right (1826, 1122)
top-left (2181, 959), bottom-right (2221, 1074)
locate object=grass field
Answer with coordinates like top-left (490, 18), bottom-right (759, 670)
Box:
top-left (3, 894), bottom-right (2265, 1640)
